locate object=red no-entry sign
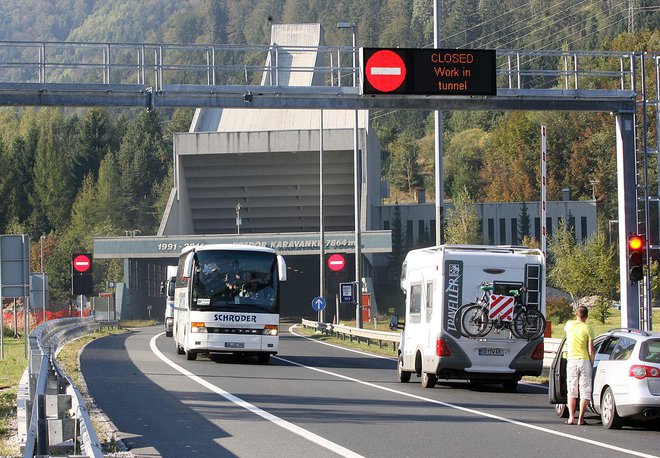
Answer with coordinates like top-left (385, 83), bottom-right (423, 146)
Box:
top-left (365, 49), bottom-right (406, 93)
top-left (72, 253), bottom-right (92, 273)
top-left (327, 254), bottom-right (346, 272)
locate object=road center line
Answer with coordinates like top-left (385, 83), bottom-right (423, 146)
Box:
top-left (149, 334), bottom-right (364, 458)
top-left (285, 326), bottom-right (655, 458)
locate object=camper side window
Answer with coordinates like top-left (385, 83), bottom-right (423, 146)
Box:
top-left (410, 283), bottom-right (422, 323)
top-left (425, 281), bottom-right (434, 322)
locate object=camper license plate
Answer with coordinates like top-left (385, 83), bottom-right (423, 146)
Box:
top-left (225, 342), bottom-right (245, 348)
top-left (479, 347), bottom-right (505, 356)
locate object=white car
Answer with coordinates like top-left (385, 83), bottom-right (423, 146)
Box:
top-left (549, 328), bottom-right (660, 429)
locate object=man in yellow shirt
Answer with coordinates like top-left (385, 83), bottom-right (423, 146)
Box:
top-left (564, 305), bottom-right (595, 426)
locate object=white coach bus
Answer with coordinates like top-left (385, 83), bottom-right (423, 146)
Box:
top-left (173, 244), bottom-right (287, 363)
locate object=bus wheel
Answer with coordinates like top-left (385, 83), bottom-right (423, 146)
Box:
top-left (257, 353), bottom-right (271, 364)
top-left (176, 343), bottom-right (185, 355)
top-left (186, 351), bottom-right (197, 361)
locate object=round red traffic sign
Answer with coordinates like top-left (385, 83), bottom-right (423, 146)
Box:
top-left (327, 254), bottom-right (346, 272)
top-left (73, 254), bottom-right (92, 273)
top-left (365, 50), bottom-right (406, 93)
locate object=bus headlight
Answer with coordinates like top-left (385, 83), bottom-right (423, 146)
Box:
top-left (262, 325), bottom-right (278, 336)
top-left (191, 322), bottom-right (207, 333)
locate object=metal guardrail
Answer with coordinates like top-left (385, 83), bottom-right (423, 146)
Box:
top-left (301, 318), bottom-right (400, 351)
top-left (300, 319), bottom-right (561, 368)
top-left (19, 317), bottom-right (103, 457)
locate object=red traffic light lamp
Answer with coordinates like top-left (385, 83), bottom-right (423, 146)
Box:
top-left (627, 234), bottom-right (644, 283)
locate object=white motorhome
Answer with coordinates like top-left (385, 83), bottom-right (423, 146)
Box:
top-left (393, 245), bottom-right (546, 392)
top-left (161, 265), bottom-right (177, 337)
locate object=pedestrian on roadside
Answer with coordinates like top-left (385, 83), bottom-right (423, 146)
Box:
top-left (564, 305), bottom-right (595, 426)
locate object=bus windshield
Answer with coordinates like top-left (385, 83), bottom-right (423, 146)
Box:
top-left (191, 250), bottom-right (279, 313)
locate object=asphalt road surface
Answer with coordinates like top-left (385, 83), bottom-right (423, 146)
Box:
top-left (80, 325), bottom-right (660, 457)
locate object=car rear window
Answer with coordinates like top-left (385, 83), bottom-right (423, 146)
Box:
top-left (639, 339), bottom-right (660, 363)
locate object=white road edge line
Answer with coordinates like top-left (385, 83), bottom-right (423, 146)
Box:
top-left (149, 334), bottom-right (364, 458)
top-left (286, 325), bottom-right (656, 458)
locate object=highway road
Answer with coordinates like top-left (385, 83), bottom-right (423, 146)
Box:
top-left (80, 324), bottom-right (660, 457)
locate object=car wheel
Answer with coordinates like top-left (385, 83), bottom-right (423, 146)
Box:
top-left (554, 403), bottom-right (569, 418)
top-left (502, 379), bottom-right (519, 392)
top-left (421, 371), bottom-right (437, 388)
top-left (397, 355), bottom-right (412, 383)
top-left (601, 387), bottom-right (623, 429)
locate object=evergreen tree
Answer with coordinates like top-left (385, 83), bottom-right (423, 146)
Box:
top-left (30, 109), bottom-right (74, 234)
top-left (518, 201), bottom-right (531, 242)
top-left (70, 108), bottom-right (112, 190)
top-left (95, 150), bottom-right (123, 228)
top-left (386, 204), bottom-right (406, 315)
top-left (117, 111), bottom-right (168, 232)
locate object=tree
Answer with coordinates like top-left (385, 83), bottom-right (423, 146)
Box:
top-left (30, 109), bottom-right (74, 234)
top-left (388, 132), bottom-right (421, 194)
top-left (69, 108), bottom-right (112, 190)
top-left (385, 204), bottom-right (406, 315)
top-left (117, 111), bottom-right (168, 232)
top-left (444, 187), bottom-right (482, 244)
top-left (547, 224), bottom-right (618, 322)
top-left (444, 128), bottom-right (488, 200)
top-left (518, 202), bottom-right (531, 242)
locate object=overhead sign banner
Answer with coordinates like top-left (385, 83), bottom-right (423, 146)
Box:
top-left (360, 47), bottom-right (497, 96)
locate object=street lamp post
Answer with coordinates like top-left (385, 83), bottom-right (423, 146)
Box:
top-left (235, 203), bottom-right (242, 235)
top-left (40, 235), bottom-right (45, 322)
top-left (337, 21), bottom-right (363, 328)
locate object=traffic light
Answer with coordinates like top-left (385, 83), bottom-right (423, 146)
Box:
top-left (627, 234), bottom-right (644, 283)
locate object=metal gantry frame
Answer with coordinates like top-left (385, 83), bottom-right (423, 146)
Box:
top-left (0, 40), bottom-right (654, 328)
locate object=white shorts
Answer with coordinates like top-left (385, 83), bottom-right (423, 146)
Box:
top-left (567, 359), bottom-right (592, 400)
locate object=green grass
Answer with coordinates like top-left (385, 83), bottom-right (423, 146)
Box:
top-left (549, 307), bottom-right (660, 339)
top-left (0, 331), bottom-right (25, 458)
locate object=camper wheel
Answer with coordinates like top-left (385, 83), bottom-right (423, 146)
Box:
top-left (397, 355), bottom-right (411, 383)
top-left (421, 372), bottom-right (437, 389)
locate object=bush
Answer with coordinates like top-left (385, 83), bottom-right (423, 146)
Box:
top-left (546, 297), bottom-right (573, 323)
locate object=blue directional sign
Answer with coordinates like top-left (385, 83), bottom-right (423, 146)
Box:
top-left (339, 282), bottom-right (356, 304)
top-left (312, 296), bottom-right (326, 311)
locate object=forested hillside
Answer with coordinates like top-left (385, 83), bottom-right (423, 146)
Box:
top-left (0, 0), bottom-right (658, 300)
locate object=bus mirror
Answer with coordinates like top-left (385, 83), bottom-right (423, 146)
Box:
top-left (183, 253), bottom-right (194, 278)
top-left (277, 255), bottom-right (287, 281)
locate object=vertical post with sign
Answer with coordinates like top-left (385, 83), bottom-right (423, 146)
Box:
top-left (72, 253), bottom-right (93, 317)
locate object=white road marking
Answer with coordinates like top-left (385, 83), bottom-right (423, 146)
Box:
top-left (369, 67), bottom-right (401, 75)
top-left (149, 334), bottom-right (364, 458)
top-left (285, 325), bottom-right (657, 458)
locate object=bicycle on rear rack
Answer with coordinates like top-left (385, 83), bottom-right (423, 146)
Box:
top-left (457, 282), bottom-right (546, 340)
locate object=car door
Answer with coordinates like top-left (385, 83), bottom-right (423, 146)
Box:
top-left (592, 336), bottom-right (635, 412)
top-left (549, 338), bottom-right (567, 404)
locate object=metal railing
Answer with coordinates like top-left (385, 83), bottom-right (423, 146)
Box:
top-left (19, 317), bottom-right (102, 457)
top-left (0, 40), bottom-right (645, 94)
top-left (300, 319), bottom-right (561, 367)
